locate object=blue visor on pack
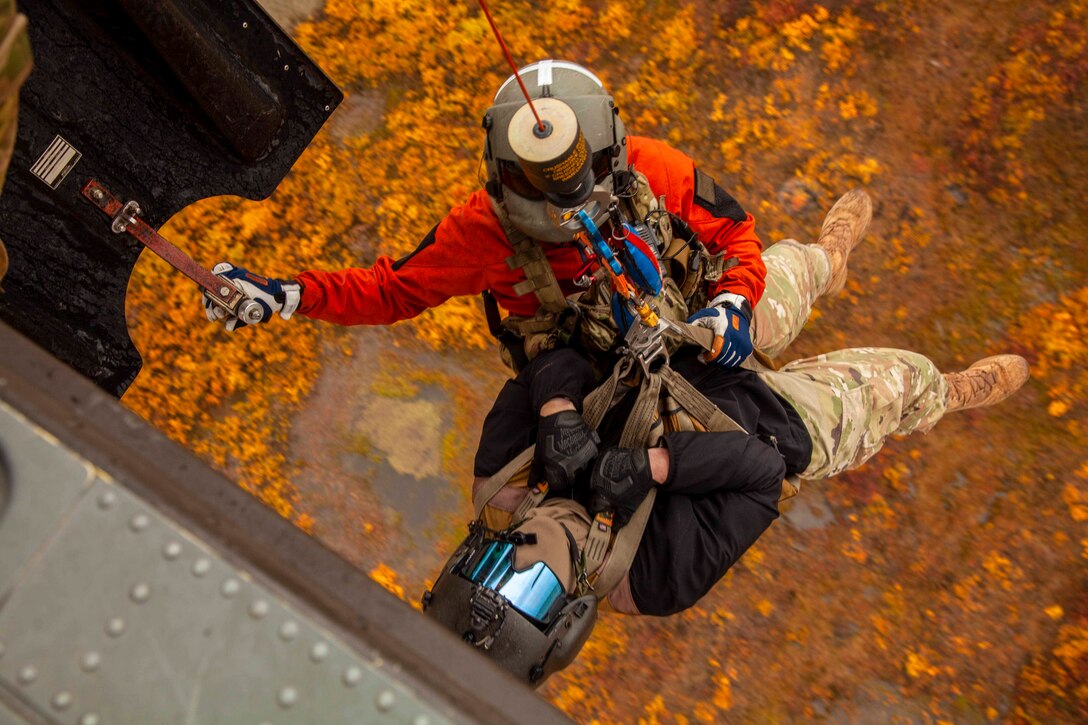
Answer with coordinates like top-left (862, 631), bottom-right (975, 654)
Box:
top-left (463, 541), bottom-right (567, 626)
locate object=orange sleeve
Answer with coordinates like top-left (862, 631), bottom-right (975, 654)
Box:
top-left (294, 191), bottom-right (508, 325)
top-left (627, 137), bottom-right (767, 307)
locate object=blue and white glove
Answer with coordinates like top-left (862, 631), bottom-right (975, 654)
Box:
top-left (687, 292), bottom-right (753, 367)
top-left (202, 262), bottom-right (302, 332)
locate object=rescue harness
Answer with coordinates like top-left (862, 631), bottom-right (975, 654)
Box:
top-left (473, 168), bottom-right (798, 602)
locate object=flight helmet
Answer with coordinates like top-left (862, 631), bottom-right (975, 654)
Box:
top-left (422, 514), bottom-right (597, 686)
top-left (482, 60), bottom-right (627, 242)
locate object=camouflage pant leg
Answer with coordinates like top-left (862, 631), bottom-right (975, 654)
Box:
top-left (759, 348), bottom-right (949, 480)
top-left (750, 240), bottom-right (831, 358)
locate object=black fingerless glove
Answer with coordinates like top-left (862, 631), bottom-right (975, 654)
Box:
top-left (588, 447), bottom-right (654, 529)
top-left (529, 410), bottom-right (600, 495)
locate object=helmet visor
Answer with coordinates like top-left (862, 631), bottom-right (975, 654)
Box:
top-left (463, 541), bottom-right (567, 626)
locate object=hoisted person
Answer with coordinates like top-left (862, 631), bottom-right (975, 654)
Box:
top-left (201, 61), bottom-right (1029, 685)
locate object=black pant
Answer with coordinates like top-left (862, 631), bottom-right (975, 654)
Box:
top-left (473, 346), bottom-right (813, 479)
top-left (473, 348), bottom-right (596, 477)
top-left (471, 345), bottom-right (815, 615)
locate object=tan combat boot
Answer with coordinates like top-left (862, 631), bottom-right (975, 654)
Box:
top-left (943, 355), bottom-right (1030, 412)
top-left (816, 189), bottom-right (873, 295)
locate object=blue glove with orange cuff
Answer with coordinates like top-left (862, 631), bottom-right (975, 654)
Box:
top-left (203, 262), bottom-right (302, 332)
top-left (687, 292), bottom-right (753, 368)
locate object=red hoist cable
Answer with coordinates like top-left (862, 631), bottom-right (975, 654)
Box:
top-left (476, 0), bottom-right (545, 133)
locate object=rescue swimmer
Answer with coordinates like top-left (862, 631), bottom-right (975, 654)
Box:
top-left (201, 61), bottom-right (1030, 686)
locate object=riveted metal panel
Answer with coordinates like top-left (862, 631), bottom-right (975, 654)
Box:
top-left (0, 470), bottom-right (452, 724)
top-left (0, 404), bottom-right (95, 600)
top-left (0, 322), bottom-right (572, 725)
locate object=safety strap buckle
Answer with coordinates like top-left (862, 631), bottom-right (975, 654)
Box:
top-left (620, 318), bottom-right (670, 374)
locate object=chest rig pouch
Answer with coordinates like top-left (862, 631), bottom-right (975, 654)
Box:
top-left (486, 168), bottom-right (733, 373)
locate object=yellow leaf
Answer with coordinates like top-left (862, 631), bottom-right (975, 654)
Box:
top-left (713, 675), bottom-right (733, 711)
top-left (1048, 399), bottom-right (1070, 417)
top-left (905, 650), bottom-right (940, 679)
top-left (1062, 484), bottom-right (1088, 521)
top-left (369, 563), bottom-right (406, 600)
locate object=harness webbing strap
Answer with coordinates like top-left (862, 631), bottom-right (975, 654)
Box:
top-left (621, 372), bottom-right (662, 448)
top-left (472, 322), bottom-right (753, 596)
top-left (502, 225), bottom-right (569, 314)
top-left (659, 365), bottom-right (746, 434)
top-left (582, 370), bottom-right (662, 579)
top-left (589, 365), bottom-right (751, 596)
top-left (592, 490), bottom-right (655, 594)
top-left (505, 250), bottom-right (539, 269)
top-left (513, 479), bottom-right (548, 521)
top-left (582, 361), bottom-right (627, 429)
top-left (666, 320), bottom-right (716, 354)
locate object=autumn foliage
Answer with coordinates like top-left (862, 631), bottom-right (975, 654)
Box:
top-left (123, 138), bottom-right (360, 523)
top-left (122, 0), bottom-right (1087, 722)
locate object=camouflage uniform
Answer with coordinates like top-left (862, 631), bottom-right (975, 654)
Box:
top-left (747, 240), bottom-right (949, 480)
top-left (0, 0), bottom-right (32, 284)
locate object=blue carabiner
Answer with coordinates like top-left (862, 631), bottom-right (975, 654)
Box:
top-left (576, 210), bottom-right (623, 277)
